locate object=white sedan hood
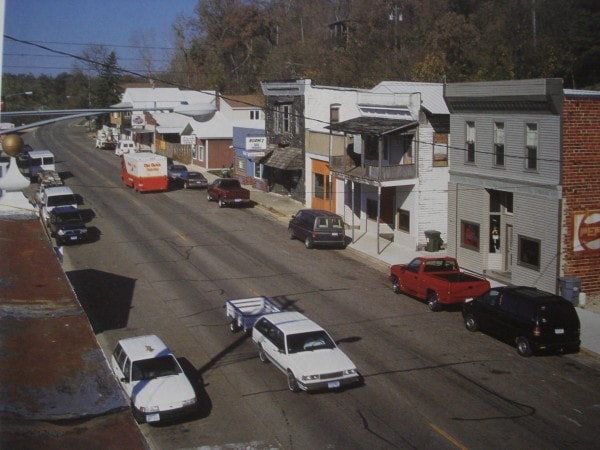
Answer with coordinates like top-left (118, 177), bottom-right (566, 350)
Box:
top-left (131, 374), bottom-right (196, 409)
top-left (289, 348), bottom-right (356, 376)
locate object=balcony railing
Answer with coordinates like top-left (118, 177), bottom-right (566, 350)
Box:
top-left (330, 156), bottom-right (416, 181)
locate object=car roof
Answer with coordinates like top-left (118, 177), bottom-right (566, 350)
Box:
top-left (495, 286), bottom-right (569, 304)
top-left (28, 150), bottom-right (54, 157)
top-left (44, 186), bottom-right (74, 195)
top-left (296, 209), bottom-right (341, 218)
top-left (262, 312), bottom-right (324, 334)
top-left (117, 335), bottom-right (171, 361)
top-left (52, 206), bottom-right (79, 215)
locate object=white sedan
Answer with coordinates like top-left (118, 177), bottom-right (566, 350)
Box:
top-left (252, 311), bottom-right (361, 392)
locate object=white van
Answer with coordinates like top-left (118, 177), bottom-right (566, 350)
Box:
top-left (28, 150), bottom-right (55, 180)
top-left (115, 140), bottom-right (136, 156)
top-left (39, 186), bottom-right (78, 225)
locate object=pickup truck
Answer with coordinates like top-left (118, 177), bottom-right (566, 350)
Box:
top-left (206, 178), bottom-right (250, 207)
top-left (389, 256), bottom-right (490, 311)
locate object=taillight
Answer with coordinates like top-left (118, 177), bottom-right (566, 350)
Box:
top-left (533, 325), bottom-right (541, 337)
top-left (312, 231), bottom-right (316, 238)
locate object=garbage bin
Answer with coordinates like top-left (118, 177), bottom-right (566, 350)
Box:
top-left (559, 276), bottom-right (581, 305)
top-left (424, 230), bottom-right (443, 252)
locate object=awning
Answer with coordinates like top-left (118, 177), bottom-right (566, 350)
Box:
top-left (263, 146), bottom-right (303, 170)
top-left (326, 117), bottom-right (418, 136)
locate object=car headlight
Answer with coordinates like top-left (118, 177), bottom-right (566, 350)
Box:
top-left (301, 374), bottom-right (320, 381)
top-left (139, 405), bottom-right (159, 413)
top-left (182, 397), bottom-right (197, 406)
top-left (343, 368), bottom-right (357, 375)
top-left (57, 229), bottom-right (66, 236)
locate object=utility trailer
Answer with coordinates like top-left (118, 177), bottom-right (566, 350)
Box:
top-left (225, 296), bottom-right (282, 333)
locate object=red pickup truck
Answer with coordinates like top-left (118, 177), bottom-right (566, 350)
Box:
top-left (206, 178), bottom-right (250, 207)
top-left (389, 257), bottom-right (490, 311)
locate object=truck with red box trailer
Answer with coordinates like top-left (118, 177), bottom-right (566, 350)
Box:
top-left (121, 152), bottom-right (168, 192)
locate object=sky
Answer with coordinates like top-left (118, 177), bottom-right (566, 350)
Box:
top-left (2, 0), bottom-right (199, 77)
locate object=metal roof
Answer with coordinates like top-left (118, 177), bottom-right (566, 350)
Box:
top-left (263, 146), bottom-right (303, 170)
top-left (371, 81), bottom-right (450, 115)
top-left (327, 117), bottom-right (418, 136)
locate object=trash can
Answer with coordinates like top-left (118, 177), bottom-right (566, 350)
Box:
top-left (424, 230), bottom-right (443, 252)
top-left (559, 276), bottom-right (581, 305)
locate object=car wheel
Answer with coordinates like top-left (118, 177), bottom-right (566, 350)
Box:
top-left (427, 292), bottom-right (441, 312)
top-left (516, 337), bottom-right (533, 357)
top-left (218, 198), bottom-right (225, 208)
top-left (391, 275), bottom-right (402, 294)
top-left (229, 321), bottom-right (239, 333)
top-left (304, 236), bottom-right (314, 249)
top-left (184, 181), bottom-right (189, 189)
top-left (287, 370), bottom-right (300, 392)
top-left (258, 346), bottom-right (269, 364)
top-left (288, 227), bottom-right (295, 240)
top-left (464, 314), bottom-right (479, 332)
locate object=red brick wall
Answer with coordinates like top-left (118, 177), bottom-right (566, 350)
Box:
top-left (562, 95), bottom-right (600, 300)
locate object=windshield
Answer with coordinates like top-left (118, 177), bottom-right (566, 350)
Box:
top-left (55, 211), bottom-right (83, 224)
top-left (131, 355), bottom-right (181, 381)
top-left (287, 330), bottom-right (336, 354)
top-left (48, 195), bottom-right (76, 207)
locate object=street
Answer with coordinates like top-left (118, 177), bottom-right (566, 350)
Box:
top-left (24, 120), bottom-right (600, 449)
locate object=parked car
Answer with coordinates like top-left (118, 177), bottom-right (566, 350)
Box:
top-left (115, 139), bottom-right (136, 156)
top-left (47, 206), bottom-right (87, 246)
top-left (389, 257), bottom-right (490, 311)
top-left (288, 209), bottom-right (346, 249)
top-left (37, 185), bottom-right (78, 225)
top-left (462, 286), bottom-right (581, 357)
top-left (111, 335), bottom-right (198, 424)
top-left (252, 311), bottom-right (361, 392)
top-left (180, 171), bottom-right (208, 189)
top-left (206, 178), bottom-right (250, 207)
top-left (167, 164), bottom-right (188, 180)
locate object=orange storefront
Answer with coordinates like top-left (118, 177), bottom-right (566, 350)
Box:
top-left (311, 159), bottom-right (336, 212)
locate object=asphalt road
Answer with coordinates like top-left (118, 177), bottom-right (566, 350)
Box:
top-left (23, 120), bottom-right (600, 450)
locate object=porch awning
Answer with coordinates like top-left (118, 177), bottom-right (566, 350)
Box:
top-left (263, 146), bottom-right (303, 170)
top-left (326, 117), bottom-right (418, 136)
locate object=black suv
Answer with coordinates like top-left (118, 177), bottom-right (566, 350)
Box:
top-left (48, 206), bottom-right (88, 246)
top-left (288, 209), bottom-right (346, 249)
top-left (462, 286), bottom-right (580, 357)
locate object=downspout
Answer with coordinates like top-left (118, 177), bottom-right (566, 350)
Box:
top-left (377, 135), bottom-right (383, 254)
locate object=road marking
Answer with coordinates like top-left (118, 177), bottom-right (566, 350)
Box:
top-left (177, 231), bottom-right (188, 241)
top-left (429, 423), bottom-right (468, 450)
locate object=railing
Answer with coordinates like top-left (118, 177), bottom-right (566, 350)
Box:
top-left (330, 156), bottom-right (416, 181)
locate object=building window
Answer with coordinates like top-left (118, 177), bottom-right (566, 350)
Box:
top-left (254, 161), bottom-right (261, 178)
top-left (250, 110), bottom-right (260, 120)
top-left (197, 145), bottom-right (205, 161)
top-left (432, 133), bottom-right (449, 167)
top-left (330, 104), bottom-right (340, 124)
top-left (518, 235), bottom-right (541, 270)
top-left (466, 121), bottom-right (476, 163)
top-left (493, 122), bottom-right (505, 167)
top-left (314, 173), bottom-right (326, 200)
top-left (275, 103), bottom-right (293, 134)
top-left (525, 123), bottom-right (538, 170)
top-left (461, 220), bottom-right (480, 251)
top-left (398, 209), bottom-right (410, 232)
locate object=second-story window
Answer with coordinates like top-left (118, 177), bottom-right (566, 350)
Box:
top-left (466, 121), bottom-right (476, 163)
top-left (525, 123), bottom-right (538, 170)
top-left (330, 104), bottom-right (340, 124)
top-left (493, 122), bottom-right (505, 167)
top-left (250, 110), bottom-right (260, 120)
top-left (274, 103), bottom-right (293, 134)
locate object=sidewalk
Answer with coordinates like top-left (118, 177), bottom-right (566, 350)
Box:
top-left (197, 168), bottom-right (600, 358)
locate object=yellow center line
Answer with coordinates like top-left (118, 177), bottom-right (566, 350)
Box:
top-left (176, 231), bottom-right (188, 241)
top-left (429, 423), bottom-right (468, 450)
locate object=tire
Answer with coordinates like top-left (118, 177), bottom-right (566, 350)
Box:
top-left (391, 276), bottom-right (402, 294)
top-left (184, 181), bottom-right (189, 189)
top-left (258, 347), bottom-right (269, 363)
top-left (218, 198), bottom-right (225, 208)
top-left (427, 291), bottom-right (441, 312)
top-left (464, 314), bottom-right (479, 332)
top-left (288, 227), bottom-right (295, 240)
top-left (287, 370), bottom-right (300, 392)
top-left (516, 337), bottom-right (533, 357)
top-left (304, 236), bottom-right (314, 249)
top-left (229, 321), bottom-right (239, 333)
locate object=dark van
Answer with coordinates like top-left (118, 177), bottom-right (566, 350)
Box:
top-left (462, 286), bottom-right (580, 357)
top-left (288, 209), bottom-right (347, 249)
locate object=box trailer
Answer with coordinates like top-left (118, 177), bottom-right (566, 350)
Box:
top-left (121, 152), bottom-right (168, 192)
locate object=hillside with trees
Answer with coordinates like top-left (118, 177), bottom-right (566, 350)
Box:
top-left (3, 0), bottom-right (598, 112)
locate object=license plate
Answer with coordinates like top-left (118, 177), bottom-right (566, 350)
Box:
top-left (328, 380), bottom-right (341, 389)
top-left (555, 328), bottom-right (565, 335)
top-left (146, 413), bottom-right (160, 422)
top-left (235, 199), bottom-right (242, 202)
top-left (70, 236), bottom-right (77, 241)
top-left (331, 233), bottom-right (338, 236)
